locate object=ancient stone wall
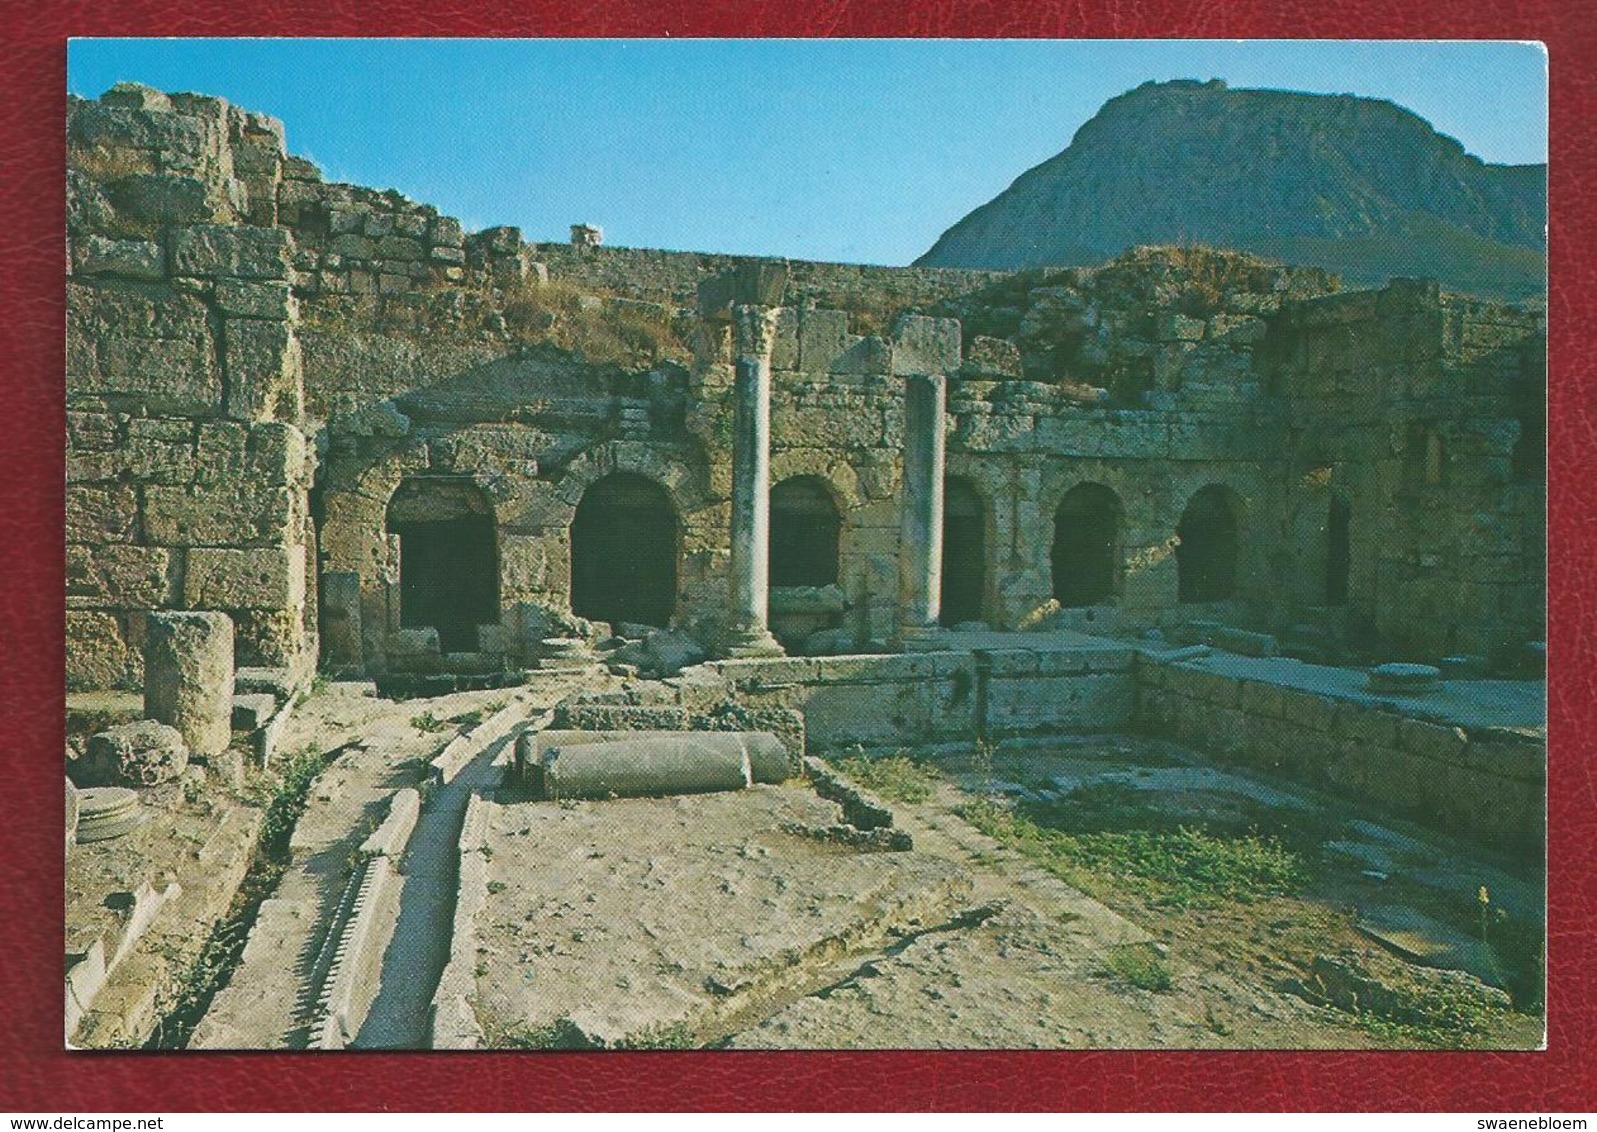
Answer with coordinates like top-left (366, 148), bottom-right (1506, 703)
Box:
top-left (64, 84), bottom-right (1546, 684)
top-left (1260, 281), bottom-right (1545, 658)
top-left (1136, 657), bottom-right (1544, 850)
top-left (67, 85), bottom-right (316, 688)
top-left (525, 241), bottom-right (1007, 317)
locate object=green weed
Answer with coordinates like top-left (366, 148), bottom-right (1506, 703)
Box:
top-left (411, 710), bottom-right (449, 733)
top-left (960, 794), bottom-right (1305, 909)
top-left (144, 744), bottom-right (337, 1048)
top-left (1102, 944), bottom-right (1174, 992)
top-left (829, 751), bottom-right (942, 805)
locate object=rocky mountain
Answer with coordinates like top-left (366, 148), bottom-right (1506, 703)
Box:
top-left (916, 80), bottom-right (1546, 302)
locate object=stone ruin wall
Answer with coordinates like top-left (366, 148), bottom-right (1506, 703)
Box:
top-left (65, 83), bottom-right (1547, 687)
top-left (1261, 284), bottom-right (1546, 657)
top-left (67, 87), bottom-right (317, 689)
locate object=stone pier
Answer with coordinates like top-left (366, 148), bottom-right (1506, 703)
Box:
top-left (897, 372), bottom-right (947, 639)
top-left (144, 612), bottom-right (235, 757)
top-left (722, 304), bottom-right (784, 658)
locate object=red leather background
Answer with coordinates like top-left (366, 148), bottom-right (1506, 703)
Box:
top-left (5, 3), bottom-right (1591, 1113)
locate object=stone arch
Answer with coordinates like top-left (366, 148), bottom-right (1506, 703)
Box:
top-left (385, 475), bottom-right (499, 653)
top-left (941, 476), bottom-right (989, 626)
top-left (570, 472), bottom-right (680, 629)
top-left (1052, 482), bottom-right (1124, 607)
top-left (770, 474), bottom-right (843, 588)
top-left (768, 451), bottom-right (866, 512)
top-left (553, 442), bottom-right (708, 520)
top-left (1176, 484), bottom-right (1243, 604)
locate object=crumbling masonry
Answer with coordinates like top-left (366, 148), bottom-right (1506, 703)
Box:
top-left (66, 83), bottom-right (1544, 693)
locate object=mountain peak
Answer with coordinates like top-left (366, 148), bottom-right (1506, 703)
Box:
top-left (916, 83), bottom-right (1545, 302)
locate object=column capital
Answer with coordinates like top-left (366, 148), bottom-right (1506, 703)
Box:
top-left (731, 303), bottom-right (781, 365)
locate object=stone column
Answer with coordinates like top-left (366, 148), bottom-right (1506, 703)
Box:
top-left (898, 372), bottom-right (947, 638)
top-left (144, 611), bottom-right (235, 757)
top-left (722, 304), bottom-right (784, 657)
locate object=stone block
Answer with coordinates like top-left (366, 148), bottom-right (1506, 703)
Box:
top-left (231, 693), bottom-right (279, 732)
top-left (830, 335), bottom-right (892, 375)
top-left (329, 232), bottom-right (376, 260)
top-left (1155, 313), bottom-right (1206, 342)
top-left (386, 628), bottom-right (442, 673)
top-left (1396, 717), bottom-right (1469, 764)
top-left (170, 224), bottom-right (291, 280)
top-left (65, 484), bottom-right (138, 544)
top-left (1335, 704), bottom-right (1400, 749)
top-left (66, 545), bottom-right (175, 607)
top-left (769, 306), bottom-right (800, 371)
top-left (697, 260), bottom-right (789, 317)
top-left (1212, 626), bottom-right (1278, 657)
top-left (799, 680), bottom-right (941, 748)
top-left (143, 481), bottom-right (295, 548)
top-left (798, 308), bottom-right (849, 373)
top-left (105, 173), bottom-right (216, 225)
top-left (430, 215), bottom-right (465, 247)
top-left (1168, 665), bottom-right (1241, 707)
top-left (79, 720), bottom-right (189, 788)
top-left (92, 332), bottom-right (220, 414)
top-left (1274, 686), bottom-right (1337, 733)
top-left (987, 672), bottom-right (1134, 734)
top-left (890, 315), bottom-right (961, 375)
top-left (184, 546), bottom-right (305, 610)
top-left (66, 611), bottom-right (134, 691)
top-left (1206, 705), bottom-right (1251, 759)
top-left (223, 318), bottom-right (301, 421)
top-left (376, 235), bottom-right (425, 261)
top-left (71, 236), bottom-right (166, 281)
top-left (1459, 730), bottom-right (1544, 780)
top-left (215, 279), bottom-right (293, 320)
top-left (67, 410), bottom-right (122, 452)
top-left (962, 336), bottom-right (1023, 378)
top-left (145, 611), bottom-right (235, 757)
top-left (1034, 411), bottom-right (1166, 458)
top-left (283, 155), bottom-right (322, 182)
top-left (320, 571), bottom-right (364, 669)
top-left (68, 103), bottom-right (208, 179)
top-left (1239, 679), bottom-right (1289, 719)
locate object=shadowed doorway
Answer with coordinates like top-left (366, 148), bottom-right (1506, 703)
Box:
top-left (570, 472), bottom-right (679, 629)
top-left (1177, 485), bottom-right (1241, 603)
top-left (1052, 483), bottom-right (1123, 607)
top-left (941, 477), bottom-right (987, 626)
top-left (385, 477), bottom-right (498, 654)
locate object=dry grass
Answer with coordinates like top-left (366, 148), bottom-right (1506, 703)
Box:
top-left (501, 278), bottom-right (689, 369)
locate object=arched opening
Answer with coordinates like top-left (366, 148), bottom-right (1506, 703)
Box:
top-left (941, 477), bottom-right (987, 626)
top-left (770, 476), bottom-right (841, 588)
top-left (1325, 496), bottom-right (1351, 606)
top-left (385, 477), bottom-right (498, 653)
top-left (1176, 485), bottom-right (1240, 604)
top-left (570, 472), bottom-right (679, 630)
top-left (1052, 483), bottom-right (1123, 607)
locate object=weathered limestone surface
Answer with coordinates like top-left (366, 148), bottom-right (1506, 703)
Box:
top-left (66, 83), bottom-right (1545, 686)
top-left (77, 720), bottom-right (189, 787)
top-left (722, 305), bottom-right (784, 658)
top-left (897, 372), bottom-right (947, 635)
top-left (144, 612), bottom-right (235, 757)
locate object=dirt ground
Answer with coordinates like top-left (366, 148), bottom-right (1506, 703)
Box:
top-left (467, 733), bottom-right (1544, 1050)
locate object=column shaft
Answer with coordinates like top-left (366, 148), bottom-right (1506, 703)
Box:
top-left (898, 372), bottom-right (947, 636)
top-left (724, 305), bottom-right (784, 656)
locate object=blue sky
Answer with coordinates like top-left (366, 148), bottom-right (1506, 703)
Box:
top-left (68, 39), bottom-right (1548, 266)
